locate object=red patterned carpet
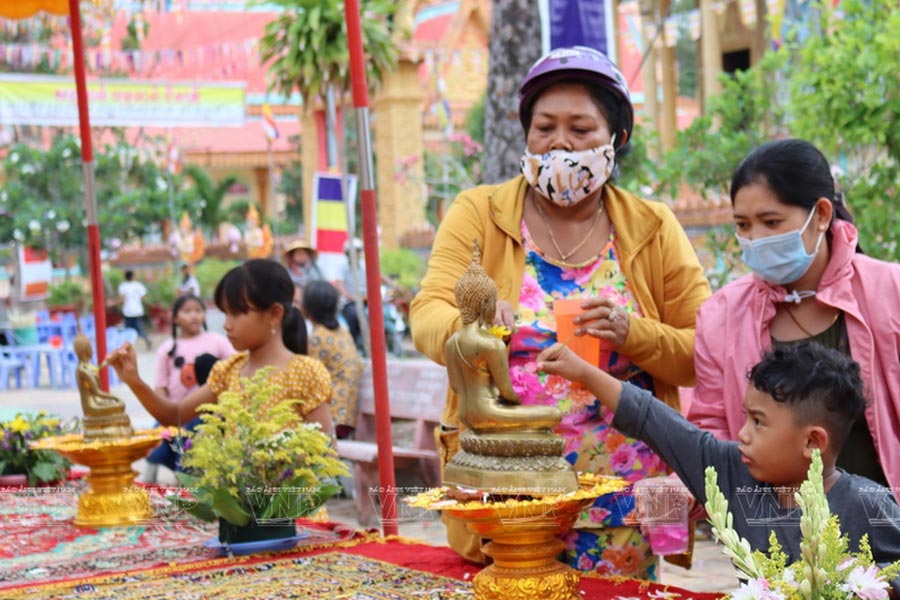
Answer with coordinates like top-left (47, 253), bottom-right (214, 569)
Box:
top-left (5, 534), bottom-right (723, 599)
top-left (0, 481), bottom-right (353, 590)
top-left (1, 483), bottom-right (722, 599)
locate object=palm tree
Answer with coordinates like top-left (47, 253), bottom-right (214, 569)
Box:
top-left (259, 0), bottom-right (397, 114)
top-left (483, 0), bottom-right (542, 183)
top-left (184, 165), bottom-right (239, 239)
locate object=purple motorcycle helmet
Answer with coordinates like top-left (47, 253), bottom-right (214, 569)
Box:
top-left (518, 46), bottom-right (634, 149)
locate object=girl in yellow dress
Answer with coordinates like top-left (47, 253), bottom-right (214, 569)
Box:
top-left (108, 259), bottom-right (333, 435)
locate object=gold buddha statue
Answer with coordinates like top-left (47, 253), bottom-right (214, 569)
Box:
top-left (442, 241), bottom-right (578, 495)
top-left (74, 333), bottom-right (134, 442)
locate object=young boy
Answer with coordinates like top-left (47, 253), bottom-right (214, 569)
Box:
top-left (537, 341), bottom-right (900, 591)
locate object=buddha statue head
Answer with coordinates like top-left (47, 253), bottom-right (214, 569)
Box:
top-left (454, 239), bottom-right (497, 326)
top-left (74, 331), bottom-right (94, 363)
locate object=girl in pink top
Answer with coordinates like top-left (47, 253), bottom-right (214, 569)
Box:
top-left (145, 294), bottom-right (234, 477)
top-left (689, 139), bottom-right (900, 497)
top-left (153, 294), bottom-right (235, 402)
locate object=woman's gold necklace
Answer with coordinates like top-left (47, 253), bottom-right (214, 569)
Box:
top-left (782, 303), bottom-right (840, 338)
top-left (532, 195), bottom-right (604, 262)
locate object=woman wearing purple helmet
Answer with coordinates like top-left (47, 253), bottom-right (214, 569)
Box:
top-left (411, 46), bottom-right (710, 578)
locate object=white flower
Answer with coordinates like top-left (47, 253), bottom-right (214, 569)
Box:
top-left (9, 152), bottom-right (18, 164)
top-left (28, 219), bottom-right (40, 231)
top-left (731, 578), bottom-right (785, 600)
top-left (839, 565), bottom-right (889, 600)
top-left (62, 148), bottom-right (72, 158)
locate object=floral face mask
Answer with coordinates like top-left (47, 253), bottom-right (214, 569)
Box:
top-left (520, 136), bottom-right (616, 207)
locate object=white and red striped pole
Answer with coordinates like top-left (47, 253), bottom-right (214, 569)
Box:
top-left (344, 0), bottom-right (398, 536)
top-left (69, 0), bottom-right (109, 389)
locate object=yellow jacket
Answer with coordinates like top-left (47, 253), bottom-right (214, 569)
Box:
top-left (411, 175), bottom-right (711, 426)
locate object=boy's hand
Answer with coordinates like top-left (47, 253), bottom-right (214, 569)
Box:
top-left (537, 342), bottom-right (623, 413)
top-left (536, 343), bottom-right (589, 383)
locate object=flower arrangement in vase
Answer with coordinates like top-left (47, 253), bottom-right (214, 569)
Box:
top-left (171, 368), bottom-right (347, 544)
top-left (0, 411), bottom-right (79, 485)
top-left (705, 451), bottom-right (900, 599)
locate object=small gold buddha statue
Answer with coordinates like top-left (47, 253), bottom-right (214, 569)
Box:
top-left (74, 333), bottom-right (134, 442)
top-left (442, 241), bottom-right (578, 495)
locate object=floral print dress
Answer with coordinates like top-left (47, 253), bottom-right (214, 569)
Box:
top-left (509, 221), bottom-right (668, 579)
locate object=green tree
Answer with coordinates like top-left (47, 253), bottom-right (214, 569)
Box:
top-left (785, 0), bottom-right (900, 259)
top-left (655, 50), bottom-right (788, 203)
top-left (259, 0), bottom-right (397, 105)
top-left (278, 158), bottom-right (305, 227)
top-left (184, 165), bottom-right (239, 239)
top-left (657, 0), bottom-right (900, 262)
top-left (0, 133), bottom-right (193, 265)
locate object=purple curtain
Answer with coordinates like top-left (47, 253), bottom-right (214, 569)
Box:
top-left (549, 0), bottom-right (609, 55)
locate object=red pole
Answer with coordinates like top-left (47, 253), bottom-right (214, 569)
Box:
top-left (344, 0), bottom-right (398, 536)
top-left (69, 0), bottom-right (108, 390)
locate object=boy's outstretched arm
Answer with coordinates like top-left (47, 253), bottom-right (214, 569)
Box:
top-left (537, 343), bottom-right (623, 411)
top-left (537, 342), bottom-right (738, 508)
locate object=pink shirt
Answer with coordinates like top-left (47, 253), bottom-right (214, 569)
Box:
top-left (689, 220), bottom-right (900, 497)
top-left (153, 332), bottom-right (235, 401)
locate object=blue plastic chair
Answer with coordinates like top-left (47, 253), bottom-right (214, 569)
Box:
top-left (79, 315), bottom-right (96, 339)
top-left (0, 350), bottom-right (26, 390)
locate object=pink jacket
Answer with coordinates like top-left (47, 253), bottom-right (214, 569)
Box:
top-left (689, 220), bottom-right (900, 495)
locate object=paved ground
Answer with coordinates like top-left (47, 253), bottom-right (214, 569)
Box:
top-left (0, 309), bottom-right (740, 594)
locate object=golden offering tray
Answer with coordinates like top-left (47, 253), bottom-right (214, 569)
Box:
top-left (407, 473), bottom-right (628, 600)
top-left (31, 428), bottom-right (175, 527)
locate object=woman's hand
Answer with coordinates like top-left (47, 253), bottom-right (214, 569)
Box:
top-left (104, 343), bottom-right (141, 386)
top-left (493, 300), bottom-right (517, 335)
top-left (573, 297), bottom-right (629, 349)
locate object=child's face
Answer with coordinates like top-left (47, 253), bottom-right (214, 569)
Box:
top-left (175, 299), bottom-right (205, 337)
top-left (222, 304), bottom-right (272, 351)
top-left (737, 387), bottom-right (811, 486)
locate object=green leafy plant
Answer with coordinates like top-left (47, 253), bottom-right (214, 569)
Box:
top-left (379, 247), bottom-right (426, 297)
top-left (47, 279), bottom-right (88, 309)
top-left (259, 0), bottom-right (397, 105)
top-left (704, 451), bottom-right (900, 599)
top-left (143, 272), bottom-right (176, 309)
top-left (1, 412), bottom-right (79, 485)
top-left (656, 0), bottom-right (900, 263)
top-left (172, 369), bottom-right (347, 526)
top-left (193, 259), bottom-right (241, 302)
top-left (184, 166), bottom-right (240, 239)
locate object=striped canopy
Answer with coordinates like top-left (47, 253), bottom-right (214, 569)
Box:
top-left (0, 0), bottom-right (69, 19)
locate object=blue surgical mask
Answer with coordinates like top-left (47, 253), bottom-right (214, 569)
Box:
top-left (736, 208), bottom-right (825, 285)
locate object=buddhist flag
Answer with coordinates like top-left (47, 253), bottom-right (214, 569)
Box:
top-left (311, 172), bottom-right (357, 254)
top-left (262, 103), bottom-right (279, 141)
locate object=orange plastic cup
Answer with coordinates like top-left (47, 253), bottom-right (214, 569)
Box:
top-left (553, 299), bottom-right (601, 367)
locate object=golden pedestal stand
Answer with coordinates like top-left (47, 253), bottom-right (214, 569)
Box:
top-left (31, 428), bottom-right (173, 527)
top-left (408, 473), bottom-right (627, 600)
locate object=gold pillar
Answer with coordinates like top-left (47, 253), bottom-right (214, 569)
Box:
top-left (301, 108), bottom-right (319, 242)
top-left (639, 0), bottom-right (660, 156)
top-left (701, 0), bottom-right (723, 111)
top-left (659, 0), bottom-right (677, 151)
top-left (254, 167), bottom-right (269, 217)
top-left (372, 56), bottom-right (425, 250)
